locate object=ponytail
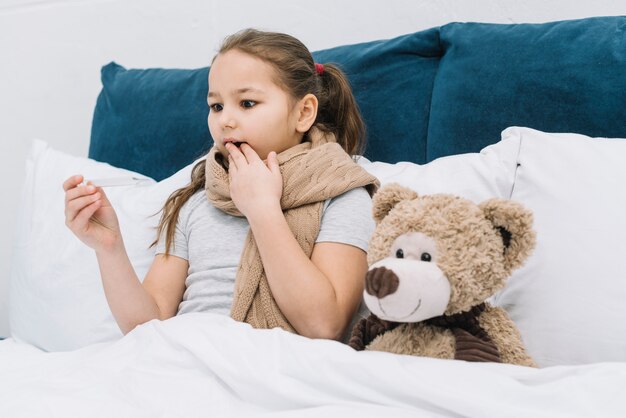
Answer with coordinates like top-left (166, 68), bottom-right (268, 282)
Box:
top-left (313, 63), bottom-right (366, 156)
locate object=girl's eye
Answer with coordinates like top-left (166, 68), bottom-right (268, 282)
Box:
top-left (420, 252), bottom-right (432, 262)
top-left (395, 249), bottom-right (404, 259)
top-left (209, 103), bottom-right (223, 112)
top-left (241, 100), bottom-right (256, 108)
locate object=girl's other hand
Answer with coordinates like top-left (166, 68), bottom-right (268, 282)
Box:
top-left (63, 175), bottom-right (122, 252)
top-left (226, 143), bottom-right (282, 218)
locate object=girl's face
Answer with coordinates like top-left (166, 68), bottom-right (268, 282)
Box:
top-left (207, 49), bottom-right (304, 160)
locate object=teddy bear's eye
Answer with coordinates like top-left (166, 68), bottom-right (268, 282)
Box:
top-left (420, 252), bottom-right (432, 262)
top-left (395, 249), bottom-right (404, 259)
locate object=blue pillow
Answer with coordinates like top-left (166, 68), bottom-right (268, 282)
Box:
top-left (89, 63), bottom-right (212, 181)
top-left (313, 28), bottom-right (440, 164)
top-left (90, 16), bottom-right (626, 177)
top-left (89, 30), bottom-right (442, 178)
top-left (426, 16), bottom-right (626, 160)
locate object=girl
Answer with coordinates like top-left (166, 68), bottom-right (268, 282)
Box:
top-left (63, 29), bottom-right (379, 341)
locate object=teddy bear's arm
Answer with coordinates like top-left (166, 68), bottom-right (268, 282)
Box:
top-left (479, 304), bottom-right (537, 367)
top-left (348, 317), bottom-right (369, 350)
top-left (348, 315), bottom-right (398, 351)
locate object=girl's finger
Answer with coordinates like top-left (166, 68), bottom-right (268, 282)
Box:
top-left (65, 193), bottom-right (101, 223)
top-left (72, 199), bottom-right (102, 230)
top-left (227, 154), bottom-right (237, 177)
top-left (65, 183), bottom-right (96, 204)
top-left (240, 143), bottom-right (260, 162)
top-left (266, 151), bottom-right (280, 174)
top-left (226, 143), bottom-right (245, 167)
top-left (62, 175), bottom-right (83, 192)
top-left (90, 185), bottom-right (112, 208)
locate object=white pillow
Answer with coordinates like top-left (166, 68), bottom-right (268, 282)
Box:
top-left (493, 127), bottom-right (626, 367)
top-left (359, 135), bottom-right (520, 203)
top-left (9, 139), bottom-right (195, 351)
top-left (363, 127), bottom-right (626, 366)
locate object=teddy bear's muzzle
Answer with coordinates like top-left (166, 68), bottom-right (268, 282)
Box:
top-left (363, 258), bottom-right (451, 322)
top-left (365, 267), bottom-right (399, 298)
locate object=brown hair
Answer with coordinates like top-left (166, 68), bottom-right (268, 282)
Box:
top-left (153, 28), bottom-right (366, 254)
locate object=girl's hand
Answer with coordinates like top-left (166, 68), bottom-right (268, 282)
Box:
top-left (63, 175), bottom-right (122, 252)
top-left (226, 143), bottom-right (282, 218)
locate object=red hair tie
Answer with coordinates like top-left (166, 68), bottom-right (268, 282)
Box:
top-left (315, 63), bottom-right (325, 76)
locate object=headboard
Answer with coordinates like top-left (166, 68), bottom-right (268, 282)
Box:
top-left (89, 16), bottom-right (626, 181)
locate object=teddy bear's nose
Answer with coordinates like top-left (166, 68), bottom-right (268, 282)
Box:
top-left (365, 267), bottom-right (399, 298)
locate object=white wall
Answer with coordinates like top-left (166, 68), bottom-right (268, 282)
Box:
top-left (1, 0), bottom-right (625, 338)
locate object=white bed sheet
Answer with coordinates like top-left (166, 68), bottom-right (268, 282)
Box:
top-left (1, 313), bottom-right (624, 418)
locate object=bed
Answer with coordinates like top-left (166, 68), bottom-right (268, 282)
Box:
top-left (3, 16), bottom-right (626, 417)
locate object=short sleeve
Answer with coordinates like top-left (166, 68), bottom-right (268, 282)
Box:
top-left (316, 187), bottom-right (375, 252)
top-left (154, 199), bottom-right (190, 260)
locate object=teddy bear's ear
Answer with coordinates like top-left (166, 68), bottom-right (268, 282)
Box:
top-left (372, 183), bottom-right (418, 224)
top-left (479, 198), bottom-right (536, 273)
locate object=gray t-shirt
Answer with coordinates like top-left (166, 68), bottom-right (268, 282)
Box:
top-left (155, 187), bottom-right (374, 319)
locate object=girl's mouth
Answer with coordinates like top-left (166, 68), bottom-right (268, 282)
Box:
top-left (225, 140), bottom-right (247, 148)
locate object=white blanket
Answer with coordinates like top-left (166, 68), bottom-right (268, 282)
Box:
top-left (1, 313), bottom-right (624, 417)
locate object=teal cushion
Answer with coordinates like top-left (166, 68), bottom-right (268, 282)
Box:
top-left (89, 30), bottom-right (442, 178)
top-left (426, 16), bottom-right (626, 160)
top-left (89, 63), bottom-right (212, 181)
top-left (89, 16), bottom-right (626, 177)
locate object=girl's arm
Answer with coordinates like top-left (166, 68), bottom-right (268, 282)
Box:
top-left (96, 249), bottom-right (188, 335)
top-left (63, 175), bottom-right (187, 334)
top-left (226, 143), bottom-right (365, 339)
top-left (248, 210), bottom-right (366, 339)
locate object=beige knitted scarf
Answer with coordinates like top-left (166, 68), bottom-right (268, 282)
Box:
top-left (205, 141), bottom-right (379, 333)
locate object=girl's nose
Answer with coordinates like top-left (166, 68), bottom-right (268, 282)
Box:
top-left (219, 110), bottom-right (236, 129)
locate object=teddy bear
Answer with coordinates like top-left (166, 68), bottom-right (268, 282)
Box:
top-left (349, 183), bottom-right (536, 367)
